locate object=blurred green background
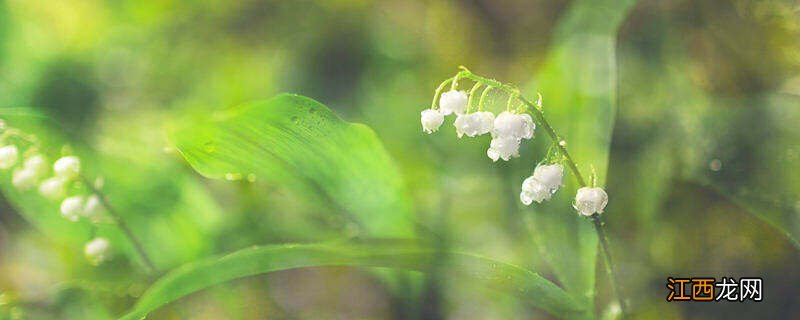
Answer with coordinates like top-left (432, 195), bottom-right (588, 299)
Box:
top-left (0, 0), bottom-right (799, 319)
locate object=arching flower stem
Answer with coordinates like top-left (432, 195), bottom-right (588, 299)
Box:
top-left (466, 83), bottom-right (482, 114)
top-left (430, 78), bottom-right (455, 110)
top-left (456, 68), bottom-right (627, 317)
top-left (478, 86), bottom-right (494, 112)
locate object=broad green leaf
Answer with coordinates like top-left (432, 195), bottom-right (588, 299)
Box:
top-left (169, 93), bottom-right (414, 237)
top-left (524, 0), bottom-right (637, 315)
top-left (119, 241), bottom-right (583, 320)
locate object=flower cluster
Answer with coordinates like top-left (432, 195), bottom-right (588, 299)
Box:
top-left (421, 89), bottom-right (535, 162)
top-left (421, 69), bottom-right (608, 216)
top-left (0, 120), bottom-right (111, 265)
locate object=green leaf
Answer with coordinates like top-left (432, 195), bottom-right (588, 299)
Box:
top-left (524, 0), bottom-right (637, 314)
top-left (119, 241), bottom-right (583, 320)
top-left (169, 93), bottom-right (414, 237)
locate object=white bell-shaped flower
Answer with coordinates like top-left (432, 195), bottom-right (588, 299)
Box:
top-left (520, 177), bottom-right (550, 205)
top-left (420, 109), bottom-right (445, 134)
top-left (454, 111), bottom-right (495, 138)
top-left (39, 177), bottom-right (67, 201)
top-left (439, 90), bottom-right (468, 115)
top-left (23, 154), bottom-right (47, 176)
top-left (84, 237), bottom-right (111, 265)
top-left (574, 187), bottom-right (608, 216)
top-left (83, 194), bottom-right (105, 223)
top-left (454, 113), bottom-right (479, 138)
top-left (533, 164), bottom-right (564, 192)
top-left (0, 145), bottom-right (19, 169)
top-left (12, 154), bottom-right (48, 190)
top-left (492, 111), bottom-right (535, 140)
top-left (486, 136), bottom-right (521, 162)
top-left (520, 164), bottom-right (565, 205)
top-left (475, 111), bottom-right (495, 135)
top-left (60, 196), bottom-right (85, 222)
top-left (12, 168), bottom-right (38, 190)
top-left (54, 156), bottom-right (80, 180)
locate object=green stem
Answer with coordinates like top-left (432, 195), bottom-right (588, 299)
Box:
top-left (478, 86), bottom-right (494, 112)
top-left (430, 78), bottom-right (454, 110)
top-left (459, 69), bottom-right (627, 317)
top-left (466, 83), bottom-right (482, 114)
top-left (80, 176), bottom-right (157, 274)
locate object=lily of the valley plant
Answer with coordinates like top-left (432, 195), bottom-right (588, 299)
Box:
top-left (0, 120), bottom-right (155, 271)
top-left (421, 67), bottom-right (622, 312)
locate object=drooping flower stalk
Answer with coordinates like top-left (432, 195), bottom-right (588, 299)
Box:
top-left (423, 67), bottom-right (626, 316)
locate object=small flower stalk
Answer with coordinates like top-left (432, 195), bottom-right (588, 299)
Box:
top-left (420, 67), bottom-right (608, 217)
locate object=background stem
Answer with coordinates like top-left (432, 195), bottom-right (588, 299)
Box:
top-left (80, 176), bottom-right (157, 274)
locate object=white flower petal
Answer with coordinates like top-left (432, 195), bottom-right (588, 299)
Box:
top-left (439, 90), bottom-right (469, 115)
top-left (54, 156), bottom-right (80, 180)
top-left (83, 194), bottom-right (105, 223)
top-left (60, 196), bottom-right (85, 222)
top-left (84, 237), bottom-right (111, 265)
top-left (0, 145), bottom-right (19, 169)
top-left (492, 111), bottom-right (535, 140)
top-left (12, 168), bottom-right (38, 190)
top-left (487, 136), bottom-right (520, 161)
top-left (420, 108), bottom-right (445, 134)
top-left (533, 164), bottom-right (564, 192)
top-left (39, 177), bottom-right (67, 201)
top-left (574, 187), bottom-right (608, 216)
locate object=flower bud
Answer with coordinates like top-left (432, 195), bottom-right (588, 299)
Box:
top-left (0, 145), bottom-right (19, 169)
top-left (60, 196), bottom-right (85, 222)
top-left (574, 187), bottom-right (608, 216)
top-left (39, 177), bottom-right (67, 201)
top-left (486, 136), bottom-right (521, 162)
top-left (54, 156), bottom-right (80, 180)
top-left (12, 168), bottom-right (38, 190)
top-left (83, 194), bottom-right (105, 223)
top-left (84, 237), bottom-right (111, 265)
top-left (23, 154), bottom-right (47, 176)
top-left (420, 108), bottom-right (444, 134)
top-left (439, 90), bottom-right (468, 115)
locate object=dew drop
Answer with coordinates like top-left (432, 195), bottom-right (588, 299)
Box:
top-left (559, 140), bottom-right (567, 147)
top-left (308, 108), bottom-right (317, 114)
top-left (709, 159), bottom-right (722, 171)
top-left (203, 141), bottom-right (216, 153)
top-left (224, 173), bottom-right (242, 181)
top-left (290, 116), bottom-right (299, 123)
